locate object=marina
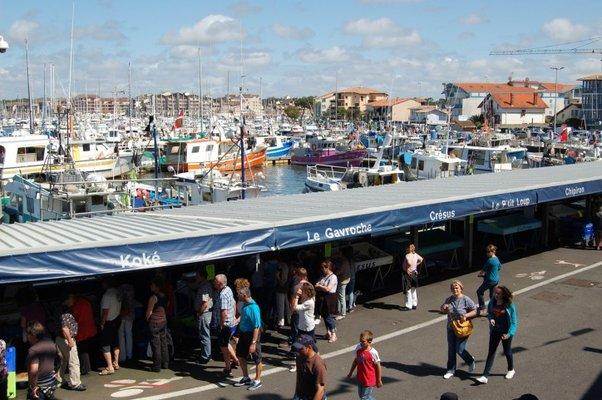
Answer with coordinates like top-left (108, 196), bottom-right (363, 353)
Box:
top-left (1, 2), bottom-right (602, 399)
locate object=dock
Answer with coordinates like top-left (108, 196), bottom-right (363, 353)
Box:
top-left (264, 156), bottom-right (291, 166)
top-left (0, 162), bottom-right (600, 284)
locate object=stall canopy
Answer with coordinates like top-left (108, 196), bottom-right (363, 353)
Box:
top-left (0, 162), bottom-right (601, 284)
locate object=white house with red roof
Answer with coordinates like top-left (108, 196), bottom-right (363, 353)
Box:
top-left (480, 91), bottom-right (547, 128)
top-left (442, 78), bottom-right (575, 119)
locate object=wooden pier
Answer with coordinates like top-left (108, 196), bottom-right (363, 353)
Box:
top-left (264, 157), bottom-right (292, 166)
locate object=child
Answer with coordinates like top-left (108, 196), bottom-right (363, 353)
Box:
top-left (346, 330), bottom-right (383, 399)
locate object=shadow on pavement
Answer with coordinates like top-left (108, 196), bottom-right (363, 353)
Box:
top-left (381, 361), bottom-right (446, 378)
top-left (363, 302), bottom-right (402, 311)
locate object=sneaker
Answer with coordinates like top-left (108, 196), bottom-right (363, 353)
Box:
top-left (335, 315), bottom-right (346, 320)
top-left (233, 376), bottom-right (252, 387)
top-left (477, 376), bottom-right (488, 384)
top-left (222, 368), bottom-right (234, 379)
top-left (247, 380), bottom-right (262, 391)
top-left (443, 370), bottom-right (455, 379)
top-left (468, 361), bottom-right (476, 373)
top-left (288, 365), bottom-right (297, 372)
top-left (505, 370), bottom-right (515, 380)
top-left (66, 384), bottom-right (87, 391)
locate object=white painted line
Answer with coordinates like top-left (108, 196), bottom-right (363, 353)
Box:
top-left (134, 260), bottom-right (602, 400)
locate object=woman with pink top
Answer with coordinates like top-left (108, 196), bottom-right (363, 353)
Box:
top-left (402, 244), bottom-right (423, 310)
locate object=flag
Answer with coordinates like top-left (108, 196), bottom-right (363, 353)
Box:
top-left (559, 124), bottom-right (568, 142)
top-left (172, 110), bottom-right (184, 130)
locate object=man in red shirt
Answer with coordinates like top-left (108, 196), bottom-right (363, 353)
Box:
top-left (67, 293), bottom-right (97, 375)
top-left (346, 330), bottom-right (383, 399)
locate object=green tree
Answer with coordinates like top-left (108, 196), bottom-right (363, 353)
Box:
top-left (469, 114), bottom-right (484, 128)
top-left (284, 105), bottom-right (301, 121)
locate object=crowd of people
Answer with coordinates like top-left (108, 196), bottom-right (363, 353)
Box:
top-left (1, 243), bottom-right (533, 400)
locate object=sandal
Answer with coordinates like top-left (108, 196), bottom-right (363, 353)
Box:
top-left (99, 368), bottom-right (115, 376)
top-left (112, 363), bottom-right (120, 370)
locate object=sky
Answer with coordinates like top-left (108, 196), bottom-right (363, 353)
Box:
top-left (1, 0), bottom-right (602, 100)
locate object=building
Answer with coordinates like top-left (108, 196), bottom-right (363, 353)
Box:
top-left (314, 86), bottom-right (387, 118)
top-left (365, 98), bottom-right (422, 123)
top-left (442, 78), bottom-right (575, 119)
top-left (555, 103), bottom-right (583, 124)
top-left (480, 92), bottom-right (547, 128)
top-left (409, 106), bottom-right (449, 124)
top-left (221, 94), bottom-right (263, 117)
top-left (577, 74), bottom-right (602, 128)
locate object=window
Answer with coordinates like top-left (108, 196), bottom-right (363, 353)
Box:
top-left (191, 146), bottom-right (200, 153)
top-left (16, 146), bottom-right (45, 163)
top-left (83, 143), bottom-right (91, 152)
top-left (169, 145), bottom-right (181, 154)
top-left (0, 145), bottom-right (4, 164)
top-left (91, 195), bottom-right (104, 206)
top-left (206, 144), bottom-right (214, 152)
top-left (418, 160), bottom-right (424, 171)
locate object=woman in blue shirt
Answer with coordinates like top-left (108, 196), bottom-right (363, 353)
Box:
top-left (476, 244), bottom-right (502, 311)
top-left (477, 285), bottom-right (518, 384)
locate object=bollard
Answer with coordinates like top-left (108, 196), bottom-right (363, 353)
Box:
top-left (6, 346), bottom-right (16, 399)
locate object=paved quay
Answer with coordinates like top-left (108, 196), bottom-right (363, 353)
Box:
top-left (21, 247), bottom-right (602, 400)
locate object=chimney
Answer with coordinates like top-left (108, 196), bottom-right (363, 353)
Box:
top-left (524, 77), bottom-right (529, 88)
top-left (510, 93), bottom-right (513, 106)
top-left (533, 92), bottom-right (537, 105)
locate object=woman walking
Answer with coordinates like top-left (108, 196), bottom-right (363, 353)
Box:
top-left (402, 244), bottom-right (423, 310)
top-left (477, 245), bottom-right (503, 312)
top-left (477, 285), bottom-right (518, 384)
top-left (441, 280), bottom-right (478, 379)
top-left (146, 277), bottom-right (169, 372)
top-left (291, 282), bottom-right (316, 340)
top-left (315, 260), bottom-right (338, 343)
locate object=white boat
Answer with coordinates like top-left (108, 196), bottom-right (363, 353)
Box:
top-left (0, 135), bottom-right (134, 181)
top-left (447, 144), bottom-right (522, 173)
top-left (174, 168), bottom-right (265, 203)
top-left (409, 147), bottom-right (467, 179)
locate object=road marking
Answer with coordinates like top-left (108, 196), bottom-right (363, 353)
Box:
top-left (134, 260), bottom-right (602, 400)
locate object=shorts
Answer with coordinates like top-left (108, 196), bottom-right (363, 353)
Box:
top-left (218, 326), bottom-right (233, 348)
top-left (235, 331), bottom-right (262, 364)
top-left (100, 317), bottom-right (121, 352)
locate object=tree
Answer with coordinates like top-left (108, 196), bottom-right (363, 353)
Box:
top-left (284, 105), bottom-right (301, 121)
top-left (469, 114), bottom-right (484, 128)
top-left (294, 96), bottom-right (315, 120)
top-left (563, 117), bottom-right (583, 129)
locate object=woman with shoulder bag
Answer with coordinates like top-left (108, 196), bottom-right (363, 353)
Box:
top-left (314, 260), bottom-right (338, 343)
top-left (440, 280), bottom-right (478, 380)
top-left (476, 285), bottom-right (518, 384)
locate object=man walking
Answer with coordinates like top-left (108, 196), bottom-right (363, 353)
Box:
top-left (293, 335), bottom-right (327, 400)
top-left (56, 295), bottom-right (86, 391)
top-left (212, 274), bottom-right (237, 377)
top-left (195, 268), bottom-right (213, 364)
top-left (233, 287), bottom-right (263, 391)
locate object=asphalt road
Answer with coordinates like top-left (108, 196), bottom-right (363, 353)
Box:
top-left (22, 247), bottom-right (602, 400)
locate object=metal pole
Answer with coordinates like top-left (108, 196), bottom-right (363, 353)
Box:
top-left (151, 117), bottom-right (160, 204)
top-left (25, 39), bottom-right (35, 134)
top-left (550, 66), bottom-right (564, 140)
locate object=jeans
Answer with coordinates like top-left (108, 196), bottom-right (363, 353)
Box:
top-left (476, 281), bottom-right (497, 309)
top-left (275, 292), bottom-right (291, 326)
top-left (483, 330), bottom-right (513, 376)
top-left (337, 279), bottom-right (350, 316)
top-left (197, 312), bottom-right (212, 362)
top-left (118, 318), bottom-right (134, 362)
top-left (150, 323), bottom-right (169, 369)
top-left (358, 384), bottom-right (375, 400)
top-left (323, 313), bottom-right (336, 333)
top-left (346, 278), bottom-right (356, 311)
top-left (446, 327), bottom-right (475, 371)
top-left (289, 313), bottom-right (299, 345)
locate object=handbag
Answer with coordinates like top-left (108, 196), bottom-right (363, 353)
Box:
top-left (450, 319), bottom-right (473, 338)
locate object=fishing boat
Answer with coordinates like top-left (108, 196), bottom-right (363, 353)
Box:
top-left (174, 169), bottom-right (265, 203)
top-left (0, 135), bottom-right (134, 181)
top-left (164, 138), bottom-right (266, 172)
top-left (407, 148), bottom-right (467, 179)
top-left (291, 137), bottom-right (367, 167)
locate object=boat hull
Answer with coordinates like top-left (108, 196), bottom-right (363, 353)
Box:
top-left (171, 148), bottom-right (267, 172)
top-left (291, 149), bottom-right (368, 167)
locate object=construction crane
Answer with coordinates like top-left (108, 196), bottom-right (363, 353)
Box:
top-left (490, 36), bottom-right (602, 55)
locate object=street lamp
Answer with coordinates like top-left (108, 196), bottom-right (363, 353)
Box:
top-left (550, 66), bottom-right (564, 139)
top-left (0, 35), bottom-right (8, 53)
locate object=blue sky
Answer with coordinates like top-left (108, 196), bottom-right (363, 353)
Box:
top-left (1, 0), bottom-right (601, 99)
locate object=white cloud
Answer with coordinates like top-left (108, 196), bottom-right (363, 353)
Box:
top-left (162, 15), bottom-right (243, 45)
top-left (272, 23), bottom-right (314, 40)
top-left (542, 18), bottom-right (588, 42)
top-left (229, 0), bottom-right (262, 17)
top-left (359, 0), bottom-right (424, 4)
top-left (344, 17), bottom-right (422, 48)
top-left (344, 17), bottom-right (396, 35)
top-left (76, 21), bottom-right (126, 41)
top-left (222, 51), bottom-right (271, 67)
top-left (461, 14), bottom-right (487, 25)
top-left (299, 46), bottom-right (350, 63)
top-left (8, 19), bottom-right (39, 42)
top-left (0, 68), bottom-right (8, 77)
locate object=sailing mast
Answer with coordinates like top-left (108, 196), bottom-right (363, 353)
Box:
top-left (198, 47), bottom-right (203, 136)
top-left (25, 39), bottom-right (34, 135)
top-left (239, 23), bottom-right (246, 199)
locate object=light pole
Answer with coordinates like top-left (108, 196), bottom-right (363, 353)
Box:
top-left (550, 66), bottom-right (564, 139)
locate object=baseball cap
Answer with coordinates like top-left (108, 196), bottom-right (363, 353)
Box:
top-left (292, 334), bottom-right (315, 351)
